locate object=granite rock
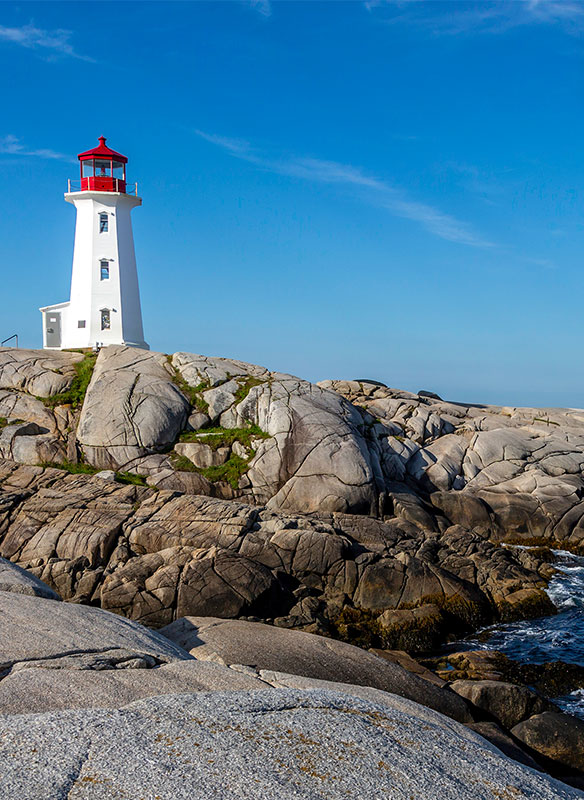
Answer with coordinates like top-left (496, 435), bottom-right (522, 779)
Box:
top-left (0, 688), bottom-right (579, 800)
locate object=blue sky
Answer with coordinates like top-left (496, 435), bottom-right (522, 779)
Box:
top-left (0, 0), bottom-right (583, 407)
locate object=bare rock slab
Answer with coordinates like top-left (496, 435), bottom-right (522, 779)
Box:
top-left (0, 688), bottom-right (580, 800)
top-left (0, 660), bottom-right (265, 715)
top-left (160, 616), bottom-right (472, 722)
top-left (0, 590), bottom-right (191, 670)
top-left (0, 556), bottom-right (60, 600)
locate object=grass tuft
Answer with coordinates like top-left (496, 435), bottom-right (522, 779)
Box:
top-left (179, 424), bottom-right (269, 450)
top-left (166, 356), bottom-right (210, 414)
top-left (234, 376), bottom-right (265, 403)
top-left (115, 471), bottom-right (148, 487)
top-left (39, 460), bottom-right (99, 475)
top-left (198, 454), bottom-right (249, 489)
top-left (39, 460), bottom-right (149, 487)
top-left (173, 423), bottom-right (270, 489)
top-left (39, 352), bottom-right (97, 409)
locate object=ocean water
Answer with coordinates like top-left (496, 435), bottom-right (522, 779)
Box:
top-left (461, 549), bottom-right (584, 718)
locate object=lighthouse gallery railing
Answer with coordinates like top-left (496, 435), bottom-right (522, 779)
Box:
top-left (67, 179), bottom-right (138, 195)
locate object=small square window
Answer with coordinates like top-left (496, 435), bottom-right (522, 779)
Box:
top-left (100, 260), bottom-right (110, 280)
top-left (78, 320), bottom-right (86, 328)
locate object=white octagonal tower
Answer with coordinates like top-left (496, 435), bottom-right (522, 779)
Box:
top-left (40, 136), bottom-right (149, 350)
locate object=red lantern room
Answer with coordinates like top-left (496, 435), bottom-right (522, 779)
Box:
top-left (78, 136), bottom-right (128, 193)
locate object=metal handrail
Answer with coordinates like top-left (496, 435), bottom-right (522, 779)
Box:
top-left (67, 179), bottom-right (138, 196)
top-left (1, 334), bottom-right (18, 347)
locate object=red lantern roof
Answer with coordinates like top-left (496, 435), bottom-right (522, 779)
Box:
top-left (77, 136), bottom-right (128, 164)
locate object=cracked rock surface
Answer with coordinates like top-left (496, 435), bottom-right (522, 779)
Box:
top-left (2, 346), bottom-right (584, 554)
top-left (0, 460), bottom-right (553, 648)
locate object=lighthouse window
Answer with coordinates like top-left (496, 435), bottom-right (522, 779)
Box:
top-left (99, 213), bottom-right (108, 233)
top-left (100, 260), bottom-right (110, 280)
top-left (82, 160), bottom-right (94, 178)
top-left (112, 161), bottom-right (124, 179)
top-left (101, 309), bottom-right (111, 330)
top-left (95, 159), bottom-right (111, 177)
top-left (78, 320), bottom-right (86, 328)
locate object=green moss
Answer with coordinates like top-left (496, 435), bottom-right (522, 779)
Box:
top-left (234, 376), bottom-right (265, 403)
top-left (39, 461), bottom-right (149, 487)
top-left (171, 451), bottom-right (250, 489)
top-left (198, 454), bottom-right (250, 489)
top-left (179, 424), bottom-right (269, 450)
top-left (174, 423), bottom-right (270, 490)
top-left (39, 352), bottom-right (97, 409)
top-left (115, 471), bottom-right (148, 486)
top-left (170, 453), bottom-right (199, 473)
top-left (39, 460), bottom-right (100, 475)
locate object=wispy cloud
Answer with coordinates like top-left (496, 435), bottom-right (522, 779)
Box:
top-left (0, 23), bottom-right (93, 61)
top-left (195, 129), bottom-right (492, 247)
top-left (246, 0), bottom-right (272, 17)
top-left (0, 135), bottom-right (75, 163)
top-left (366, 0), bottom-right (584, 36)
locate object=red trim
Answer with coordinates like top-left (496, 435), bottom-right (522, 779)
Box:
top-left (78, 136), bottom-right (128, 164)
top-left (81, 176), bottom-right (127, 193)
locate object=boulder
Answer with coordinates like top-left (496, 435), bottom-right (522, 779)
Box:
top-left (0, 557), bottom-right (60, 600)
top-left (174, 441), bottom-right (231, 468)
top-left (465, 721), bottom-right (541, 771)
top-left (450, 679), bottom-right (554, 729)
top-left (0, 688), bottom-right (579, 799)
top-left (511, 711), bottom-right (584, 772)
top-left (172, 352), bottom-right (378, 514)
top-left (377, 604), bottom-right (445, 653)
top-left (160, 616), bottom-right (472, 723)
top-left (77, 346), bottom-right (189, 469)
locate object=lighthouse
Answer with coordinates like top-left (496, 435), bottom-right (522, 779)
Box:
top-left (40, 137), bottom-right (149, 351)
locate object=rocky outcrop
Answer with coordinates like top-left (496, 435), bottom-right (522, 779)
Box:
top-left (0, 460), bottom-right (553, 649)
top-left (0, 562), bottom-right (582, 795)
top-left (322, 380), bottom-right (584, 552)
top-left (3, 346), bottom-right (584, 554)
top-left (0, 348), bottom-right (84, 397)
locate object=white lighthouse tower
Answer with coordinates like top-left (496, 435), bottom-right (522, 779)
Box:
top-left (40, 137), bottom-right (149, 350)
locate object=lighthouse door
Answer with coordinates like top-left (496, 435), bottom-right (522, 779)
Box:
top-left (45, 312), bottom-right (61, 348)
